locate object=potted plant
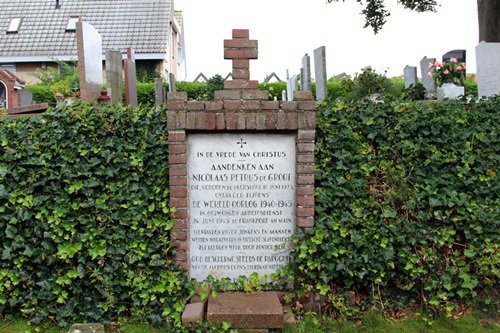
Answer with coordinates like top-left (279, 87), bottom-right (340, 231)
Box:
top-left (428, 58), bottom-right (466, 101)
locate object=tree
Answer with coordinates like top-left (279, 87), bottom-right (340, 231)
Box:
top-left (328, 0), bottom-right (500, 42)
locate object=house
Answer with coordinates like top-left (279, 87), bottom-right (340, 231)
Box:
top-left (0, 0), bottom-right (186, 85)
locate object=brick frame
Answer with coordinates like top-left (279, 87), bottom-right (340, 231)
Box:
top-left (167, 29), bottom-right (316, 269)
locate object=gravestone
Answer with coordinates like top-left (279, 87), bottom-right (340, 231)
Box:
top-left (167, 29), bottom-right (316, 283)
top-left (76, 22), bottom-right (103, 103)
top-left (169, 73), bottom-right (177, 92)
top-left (420, 56), bottom-right (437, 99)
top-left (17, 89), bottom-right (33, 106)
top-left (442, 49), bottom-right (466, 63)
top-left (301, 54), bottom-right (311, 91)
top-left (105, 50), bottom-right (123, 105)
top-left (314, 46), bottom-right (328, 103)
top-left (404, 65), bottom-right (418, 88)
top-left (67, 323), bottom-right (104, 333)
top-left (124, 48), bottom-right (138, 107)
top-left (476, 42), bottom-right (500, 97)
top-left (155, 77), bottom-right (165, 108)
top-left (286, 75), bottom-right (297, 101)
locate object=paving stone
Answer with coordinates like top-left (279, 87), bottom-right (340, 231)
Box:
top-left (67, 323), bottom-right (104, 333)
top-left (207, 291), bottom-right (283, 329)
top-left (282, 305), bottom-right (297, 325)
top-left (182, 302), bottom-right (204, 327)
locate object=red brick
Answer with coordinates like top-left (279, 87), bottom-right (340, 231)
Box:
top-left (171, 229), bottom-right (187, 241)
top-left (177, 111), bottom-right (186, 129)
top-left (293, 91), bottom-right (313, 101)
top-left (297, 196), bottom-right (315, 206)
top-left (281, 101), bottom-right (297, 111)
top-left (172, 219), bottom-right (188, 229)
top-left (232, 29), bottom-right (249, 38)
top-left (297, 175), bottom-right (315, 185)
top-left (206, 112), bottom-right (216, 130)
top-left (286, 112), bottom-right (297, 130)
top-left (168, 131), bottom-right (186, 142)
top-left (167, 100), bottom-right (185, 111)
top-left (195, 112), bottom-right (206, 130)
top-left (298, 130), bottom-right (316, 141)
top-left (256, 112), bottom-right (267, 130)
top-left (297, 143), bottom-right (315, 153)
top-left (236, 112), bottom-right (246, 130)
top-left (297, 164), bottom-right (315, 174)
top-left (233, 68), bottom-right (250, 80)
top-left (169, 176), bottom-right (187, 186)
top-left (242, 100), bottom-right (260, 110)
top-left (224, 49), bottom-right (258, 60)
top-left (224, 100), bottom-right (242, 110)
top-left (298, 112), bottom-right (307, 129)
top-left (173, 240), bottom-right (187, 251)
top-left (170, 187), bottom-right (187, 197)
top-left (170, 197), bottom-right (187, 208)
top-left (216, 112), bottom-right (226, 129)
top-left (297, 186), bottom-right (315, 196)
top-left (224, 39), bottom-right (258, 49)
top-left (170, 208), bottom-right (188, 219)
top-left (173, 251), bottom-right (187, 261)
top-left (276, 111), bottom-right (286, 129)
top-left (266, 111), bottom-right (277, 129)
top-left (307, 112), bottom-right (316, 128)
top-left (169, 154), bottom-right (186, 164)
top-left (242, 89), bottom-right (268, 100)
top-left (297, 153), bottom-right (314, 163)
top-left (246, 112), bottom-right (256, 129)
top-left (167, 111), bottom-right (176, 130)
top-left (224, 80), bottom-right (259, 90)
top-left (167, 92), bottom-right (187, 101)
top-left (168, 144), bottom-right (186, 154)
top-left (186, 112), bottom-right (196, 129)
top-left (226, 112), bottom-right (236, 129)
top-left (297, 207), bottom-right (315, 217)
top-left (262, 101), bottom-right (280, 110)
top-left (297, 217), bottom-right (315, 228)
top-left (187, 101), bottom-right (205, 111)
top-left (169, 165), bottom-right (187, 176)
top-left (233, 59), bottom-right (249, 69)
top-left (215, 90), bottom-right (241, 100)
top-left (205, 101), bottom-right (224, 111)
top-left (298, 101), bottom-right (317, 110)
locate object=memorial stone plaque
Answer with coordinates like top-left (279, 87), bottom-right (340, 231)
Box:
top-left (188, 133), bottom-right (296, 281)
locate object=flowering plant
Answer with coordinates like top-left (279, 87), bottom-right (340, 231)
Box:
top-left (428, 58), bottom-right (466, 87)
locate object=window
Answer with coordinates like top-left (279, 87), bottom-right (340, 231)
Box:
top-left (0, 64), bottom-right (16, 74)
top-left (7, 18), bottom-right (22, 33)
top-left (66, 17), bottom-right (79, 31)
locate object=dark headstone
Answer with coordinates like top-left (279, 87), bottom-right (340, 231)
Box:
top-left (442, 49), bottom-right (466, 63)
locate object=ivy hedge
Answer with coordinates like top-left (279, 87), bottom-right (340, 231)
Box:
top-left (1, 96), bottom-right (499, 328)
top-left (290, 96), bottom-right (500, 316)
top-left (0, 102), bottom-right (193, 329)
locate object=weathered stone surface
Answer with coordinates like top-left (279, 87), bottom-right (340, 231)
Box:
top-left (182, 302), bottom-right (205, 327)
top-left (67, 323), bottom-right (104, 333)
top-left (207, 292), bottom-right (283, 329)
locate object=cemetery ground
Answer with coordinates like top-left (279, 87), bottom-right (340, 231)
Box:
top-left (0, 307), bottom-right (499, 332)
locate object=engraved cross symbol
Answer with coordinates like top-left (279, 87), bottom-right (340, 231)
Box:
top-left (237, 138), bottom-right (247, 148)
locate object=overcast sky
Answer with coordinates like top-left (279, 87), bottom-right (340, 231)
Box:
top-left (176, 0), bottom-right (479, 82)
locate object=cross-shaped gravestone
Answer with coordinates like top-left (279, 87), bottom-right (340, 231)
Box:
top-left (223, 30), bottom-right (258, 80)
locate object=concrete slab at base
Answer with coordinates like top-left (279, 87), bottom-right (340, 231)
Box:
top-left (67, 323), bottom-right (104, 333)
top-left (207, 291), bottom-right (283, 329)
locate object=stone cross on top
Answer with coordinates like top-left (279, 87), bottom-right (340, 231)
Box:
top-left (223, 29), bottom-right (259, 90)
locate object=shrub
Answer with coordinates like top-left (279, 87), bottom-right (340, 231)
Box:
top-left (0, 102), bottom-right (193, 328)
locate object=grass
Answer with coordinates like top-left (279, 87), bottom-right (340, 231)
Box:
top-left (1, 310), bottom-right (499, 333)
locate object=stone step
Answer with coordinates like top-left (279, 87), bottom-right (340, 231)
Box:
top-left (207, 291), bottom-right (284, 329)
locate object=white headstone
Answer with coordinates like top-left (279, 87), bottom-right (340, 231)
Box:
top-left (404, 65), bottom-right (418, 88)
top-left (476, 41), bottom-right (500, 97)
top-left (76, 22), bottom-right (103, 102)
top-left (286, 75), bottom-right (297, 101)
top-left (188, 133), bottom-right (296, 281)
top-left (301, 54), bottom-right (311, 91)
top-left (420, 56), bottom-right (437, 100)
top-left (314, 46), bottom-right (328, 103)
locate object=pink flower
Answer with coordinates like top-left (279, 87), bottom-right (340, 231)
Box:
top-left (450, 57), bottom-right (458, 62)
top-left (456, 66), bottom-right (464, 71)
top-left (428, 62), bottom-right (434, 68)
top-left (427, 71), bottom-right (433, 77)
top-left (444, 69), bottom-right (450, 74)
